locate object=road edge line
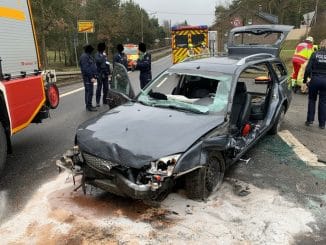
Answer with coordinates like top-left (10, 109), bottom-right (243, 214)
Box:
top-left (60, 87), bottom-right (84, 98)
top-left (278, 130), bottom-right (325, 167)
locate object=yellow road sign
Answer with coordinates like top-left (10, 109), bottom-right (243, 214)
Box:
top-left (78, 21), bottom-right (94, 33)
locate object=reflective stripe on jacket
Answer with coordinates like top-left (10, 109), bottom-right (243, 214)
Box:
top-left (292, 42), bottom-right (314, 64)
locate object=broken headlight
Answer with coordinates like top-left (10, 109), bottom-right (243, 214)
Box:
top-left (147, 154), bottom-right (181, 177)
top-left (135, 154), bottom-right (181, 191)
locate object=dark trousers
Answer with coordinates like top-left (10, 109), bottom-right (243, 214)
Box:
top-left (140, 73), bottom-right (152, 89)
top-left (307, 75), bottom-right (326, 127)
top-left (96, 75), bottom-right (109, 104)
top-left (83, 76), bottom-right (94, 108)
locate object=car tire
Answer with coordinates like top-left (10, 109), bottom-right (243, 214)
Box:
top-left (0, 122), bottom-right (7, 173)
top-left (46, 83), bottom-right (60, 109)
top-left (269, 105), bottom-right (285, 135)
top-left (185, 151), bottom-right (225, 200)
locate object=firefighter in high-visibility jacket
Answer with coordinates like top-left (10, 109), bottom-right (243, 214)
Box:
top-left (292, 36), bottom-right (314, 91)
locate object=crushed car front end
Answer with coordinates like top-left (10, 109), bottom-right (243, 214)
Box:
top-left (61, 145), bottom-right (181, 201)
top-left (78, 149), bottom-right (180, 200)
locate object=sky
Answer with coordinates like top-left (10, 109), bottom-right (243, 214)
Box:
top-left (130, 0), bottom-right (228, 26)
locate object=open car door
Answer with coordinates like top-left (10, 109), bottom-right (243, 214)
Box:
top-left (107, 63), bottom-right (135, 109)
top-left (227, 25), bottom-right (293, 57)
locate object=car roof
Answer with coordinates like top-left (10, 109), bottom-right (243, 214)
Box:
top-left (169, 57), bottom-right (240, 75)
top-left (168, 55), bottom-right (276, 75)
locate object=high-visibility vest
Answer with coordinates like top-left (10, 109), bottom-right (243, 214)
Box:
top-left (292, 42), bottom-right (314, 64)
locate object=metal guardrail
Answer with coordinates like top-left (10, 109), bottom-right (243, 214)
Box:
top-left (148, 46), bottom-right (170, 53)
top-left (55, 46), bottom-right (170, 78)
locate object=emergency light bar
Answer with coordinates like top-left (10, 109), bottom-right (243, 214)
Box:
top-left (171, 25), bottom-right (208, 31)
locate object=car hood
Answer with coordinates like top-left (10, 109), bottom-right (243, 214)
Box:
top-left (77, 102), bottom-right (224, 169)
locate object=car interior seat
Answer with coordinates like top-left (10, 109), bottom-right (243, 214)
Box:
top-left (238, 93), bottom-right (252, 128)
top-left (230, 82), bottom-right (252, 130)
top-left (190, 88), bottom-right (210, 98)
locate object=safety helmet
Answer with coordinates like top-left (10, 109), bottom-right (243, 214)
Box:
top-left (188, 43), bottom-right (193, 48)
top-left (305, 36), bottom-right (314, 43)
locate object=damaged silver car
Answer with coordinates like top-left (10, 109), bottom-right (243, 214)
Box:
top-left (61, 25), bottom-right (293, 201)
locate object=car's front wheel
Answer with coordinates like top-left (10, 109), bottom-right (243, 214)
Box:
top-left (185, 151), bottom-right (225, 200)
top-left (0, 122), bottom-right (7, 173)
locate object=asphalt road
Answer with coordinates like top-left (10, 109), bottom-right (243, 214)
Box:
top-left (0, 55), bottom-right (325, 244)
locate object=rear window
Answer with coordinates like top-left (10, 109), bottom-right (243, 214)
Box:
top-left (233, 32), bottom-right (281, 46)
top-left (124, 47), bottom-right (138, 55)
top-left (191, 34), bottom-right (205, 47)
top-left (175, 35), bottom-right (188, 48)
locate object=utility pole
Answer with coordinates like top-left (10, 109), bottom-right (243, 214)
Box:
top-left (306, 14), bottom-right (310, 37)
top-left (141, 10), bottom-right (143, 42)
top-left (298, 0), bottom-right (302, 28)
top-left (85, 32), bottom-right (88, 44)
top-left (169, 19), bottom-right (172, 45)
top-left (314, 0), bottom-right (319, 25)
top-left (140, 10), bottom-right (156, 43)
top-left (40, 0), bottom-right (47, 70)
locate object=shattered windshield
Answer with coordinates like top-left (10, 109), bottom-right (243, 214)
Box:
top-left (137, 71), bottom-right (232, 114)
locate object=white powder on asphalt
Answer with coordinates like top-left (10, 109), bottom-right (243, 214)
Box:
top-left (0, 190), bottom-right (8, 221)
top-left (0, 173), bottom-right (316, 244)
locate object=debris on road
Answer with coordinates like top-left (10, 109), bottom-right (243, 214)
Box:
top-left (278, 130), bottom-right (325, 167)
top-left (227, 178), bottom-right (251, 197)
top-left (185, 205), bottom-right (193, 215)
top-left (0, 172), bottom-right (317, 244)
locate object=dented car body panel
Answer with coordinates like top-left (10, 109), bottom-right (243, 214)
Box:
top-left (70, 25), bottom-right (293, 201)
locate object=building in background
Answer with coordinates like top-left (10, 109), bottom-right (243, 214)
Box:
top-left (212, 6), bottom-right (278, 52)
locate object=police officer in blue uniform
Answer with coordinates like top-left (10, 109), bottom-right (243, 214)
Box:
top-left (303, 39), bottom-right (326, 129)
top-left (135, 42), bottom-right (152, 89)
top-left (95, 42), bottom-right (110, 107)
top-left (79, 44), bottom-right (98, 111)
top-left (113, 44), bottom-right (128, 69)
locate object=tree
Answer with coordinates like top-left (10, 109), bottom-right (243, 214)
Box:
top-left (30, 0), bottom-right (168, 68)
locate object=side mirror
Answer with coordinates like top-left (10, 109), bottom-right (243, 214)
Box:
top-left (255, 76), bottom-right (270, 84)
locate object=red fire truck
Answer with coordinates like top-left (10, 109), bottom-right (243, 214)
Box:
top-left (0, 0), bottom-right (59, 171)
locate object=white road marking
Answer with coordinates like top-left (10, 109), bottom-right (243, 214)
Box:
top-left (278, 130), bottom-right (325, 167)
top-left (0, 190), bottom-right (8, 221)
top-left (157, 77), bottom-right (168, 88)
top-left (60, 87), bottom-right (84, 98)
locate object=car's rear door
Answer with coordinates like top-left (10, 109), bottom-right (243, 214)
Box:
top-left (227, 25), bottom-right (293, 56)
top-left (107, 63), bottom-right (135, 109)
